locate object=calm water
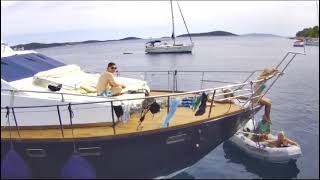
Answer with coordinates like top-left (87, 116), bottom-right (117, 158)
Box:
top-left (37, 36), bottom-right (319, 179)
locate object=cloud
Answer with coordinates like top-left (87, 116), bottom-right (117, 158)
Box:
top-left (1, 1), bottom-right (19, 8)
top-left (1, 1), bottom-right (318, 44)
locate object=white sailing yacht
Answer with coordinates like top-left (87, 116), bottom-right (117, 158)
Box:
top-left (145, 0), bottom-right (194, 53)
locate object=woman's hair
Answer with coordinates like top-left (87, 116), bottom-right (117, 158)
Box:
top-left (278, 131), bottom-right (285, 138)
top-left (258, 69), bottom-right (277, 80)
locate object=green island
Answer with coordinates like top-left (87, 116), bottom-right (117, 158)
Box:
top-left (296, 26), bottom-right (319, 38)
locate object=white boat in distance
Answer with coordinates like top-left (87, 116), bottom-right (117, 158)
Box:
top-left (145, 40), bottom-right (193, 53)
top-left (304, 38), bottom-right (319, 46)
top-left (145, 0), bottom-right (194, 54)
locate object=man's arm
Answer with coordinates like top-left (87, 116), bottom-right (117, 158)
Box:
top-left (107, 73), bottom-right (126, 88)
top-left (286, 138), bottom-right (298, 146)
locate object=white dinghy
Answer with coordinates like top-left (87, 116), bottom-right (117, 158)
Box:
top-left (228, 119), bottom-right (302, 163)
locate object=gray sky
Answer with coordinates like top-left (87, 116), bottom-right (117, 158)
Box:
top-left (1, 1), bottom-right (319, 45)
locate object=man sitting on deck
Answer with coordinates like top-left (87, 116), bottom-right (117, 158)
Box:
top-left (96, 62), bottom-right (126, 97)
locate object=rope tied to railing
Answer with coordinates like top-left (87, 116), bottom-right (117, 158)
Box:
top-left (5, 106), bottom-right (10, 119)
top-left (67, 103), bottom-right (77, 153)
top-left (68, 103), bottom-right (74, 120)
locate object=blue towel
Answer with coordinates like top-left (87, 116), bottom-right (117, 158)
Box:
top-left (161, 99), bottom-right (181, 128)
top-left (180, 100), bottom-right (192, 107)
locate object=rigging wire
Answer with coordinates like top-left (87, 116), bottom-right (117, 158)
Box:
top-left (176, 0), bottom-right (193, 44)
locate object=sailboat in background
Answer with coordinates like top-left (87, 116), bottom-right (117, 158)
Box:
top-left (145, 0), bottom-right (194, 53)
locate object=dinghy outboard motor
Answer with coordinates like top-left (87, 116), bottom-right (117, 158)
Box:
top-left (48, 84), bottom-right (62, 91)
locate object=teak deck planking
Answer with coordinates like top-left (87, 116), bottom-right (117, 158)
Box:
top-left (1, 91), bottom-right (242, 140)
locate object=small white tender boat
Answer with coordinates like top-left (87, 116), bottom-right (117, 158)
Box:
top-left (228, 119), bottom-right (302, 163)
top-left (145, 0), bottom-right (194, 54)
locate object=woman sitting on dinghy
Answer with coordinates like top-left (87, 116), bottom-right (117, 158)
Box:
top-left (267, 131), bottom-right (298, 148)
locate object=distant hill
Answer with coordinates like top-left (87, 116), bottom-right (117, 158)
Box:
top-left (81, 40), bottom-right (106, 44)
top-left (11, 37), bottom-right (142, 50)
top-left (14, 30), bottom-right (278, 50)
top-left (11, 42), bottom-right (72, 50)
top-left (177, 31), bottom-right (238, 37)
top-left (119, 37), bottom-right (141, 40)
top-left (241, 33), bottom-right (282, 37)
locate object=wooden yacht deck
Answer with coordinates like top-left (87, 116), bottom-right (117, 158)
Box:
top-left (1, 91), bottom-right (243, 140)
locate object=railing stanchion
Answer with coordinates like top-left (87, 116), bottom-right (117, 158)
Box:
top-left (200, 72), bottom-right (205, 89)
top-left (175, 70), bottom-right (178, 91)
top-left (172, 70), bottom-right (175, 92)
top-left (11, 108), bottom-right (20, 138)
top-left (5, 106), bottom-right (13, 148)
top-left (61, 93), bottom-right (65, 102)
top-left (274, 52), bottom-right (290, 70)
top-left (167, 96), bottom-right (170, 113)
top-left (208, 90), bottom-right (216, 118)
top-left (168, 71), bottom-right (170, 90)
top-left (110, 101), bottom-right (116, 135)
top-left (57, 105), bottom-right (64, 138)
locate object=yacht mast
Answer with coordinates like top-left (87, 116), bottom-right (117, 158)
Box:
top-left (170, 0), bottom-right (176, 45)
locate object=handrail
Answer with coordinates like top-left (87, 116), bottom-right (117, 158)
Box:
top-left (0, 78), bottom-right (269, 110)
top-left (115, 70), bottom-right (262, 73)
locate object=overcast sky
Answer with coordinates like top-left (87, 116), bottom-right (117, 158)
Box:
top-left (1, 1), bottom-right (319, 45)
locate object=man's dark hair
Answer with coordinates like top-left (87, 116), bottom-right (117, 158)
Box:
top-left (108, 62), bottom-right (116, 68)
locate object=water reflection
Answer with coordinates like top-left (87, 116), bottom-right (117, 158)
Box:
top-left (222, 141), bottom-right (300, 179)
top-left (171, 171), bottom-right (195, 179)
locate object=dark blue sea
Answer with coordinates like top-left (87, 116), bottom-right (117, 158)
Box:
top-left (37, 36), bottom-right (319, 179)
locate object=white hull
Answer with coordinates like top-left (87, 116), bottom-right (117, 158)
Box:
top-left (228, 119), bottom-right (302, 163)
top-left (145, 44), bottom-right (193, 53)
top-left (305, 38), bottom-right (319, 46)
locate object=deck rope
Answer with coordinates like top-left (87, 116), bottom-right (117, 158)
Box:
top-left (68, 103), bottom-right (77, 153)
